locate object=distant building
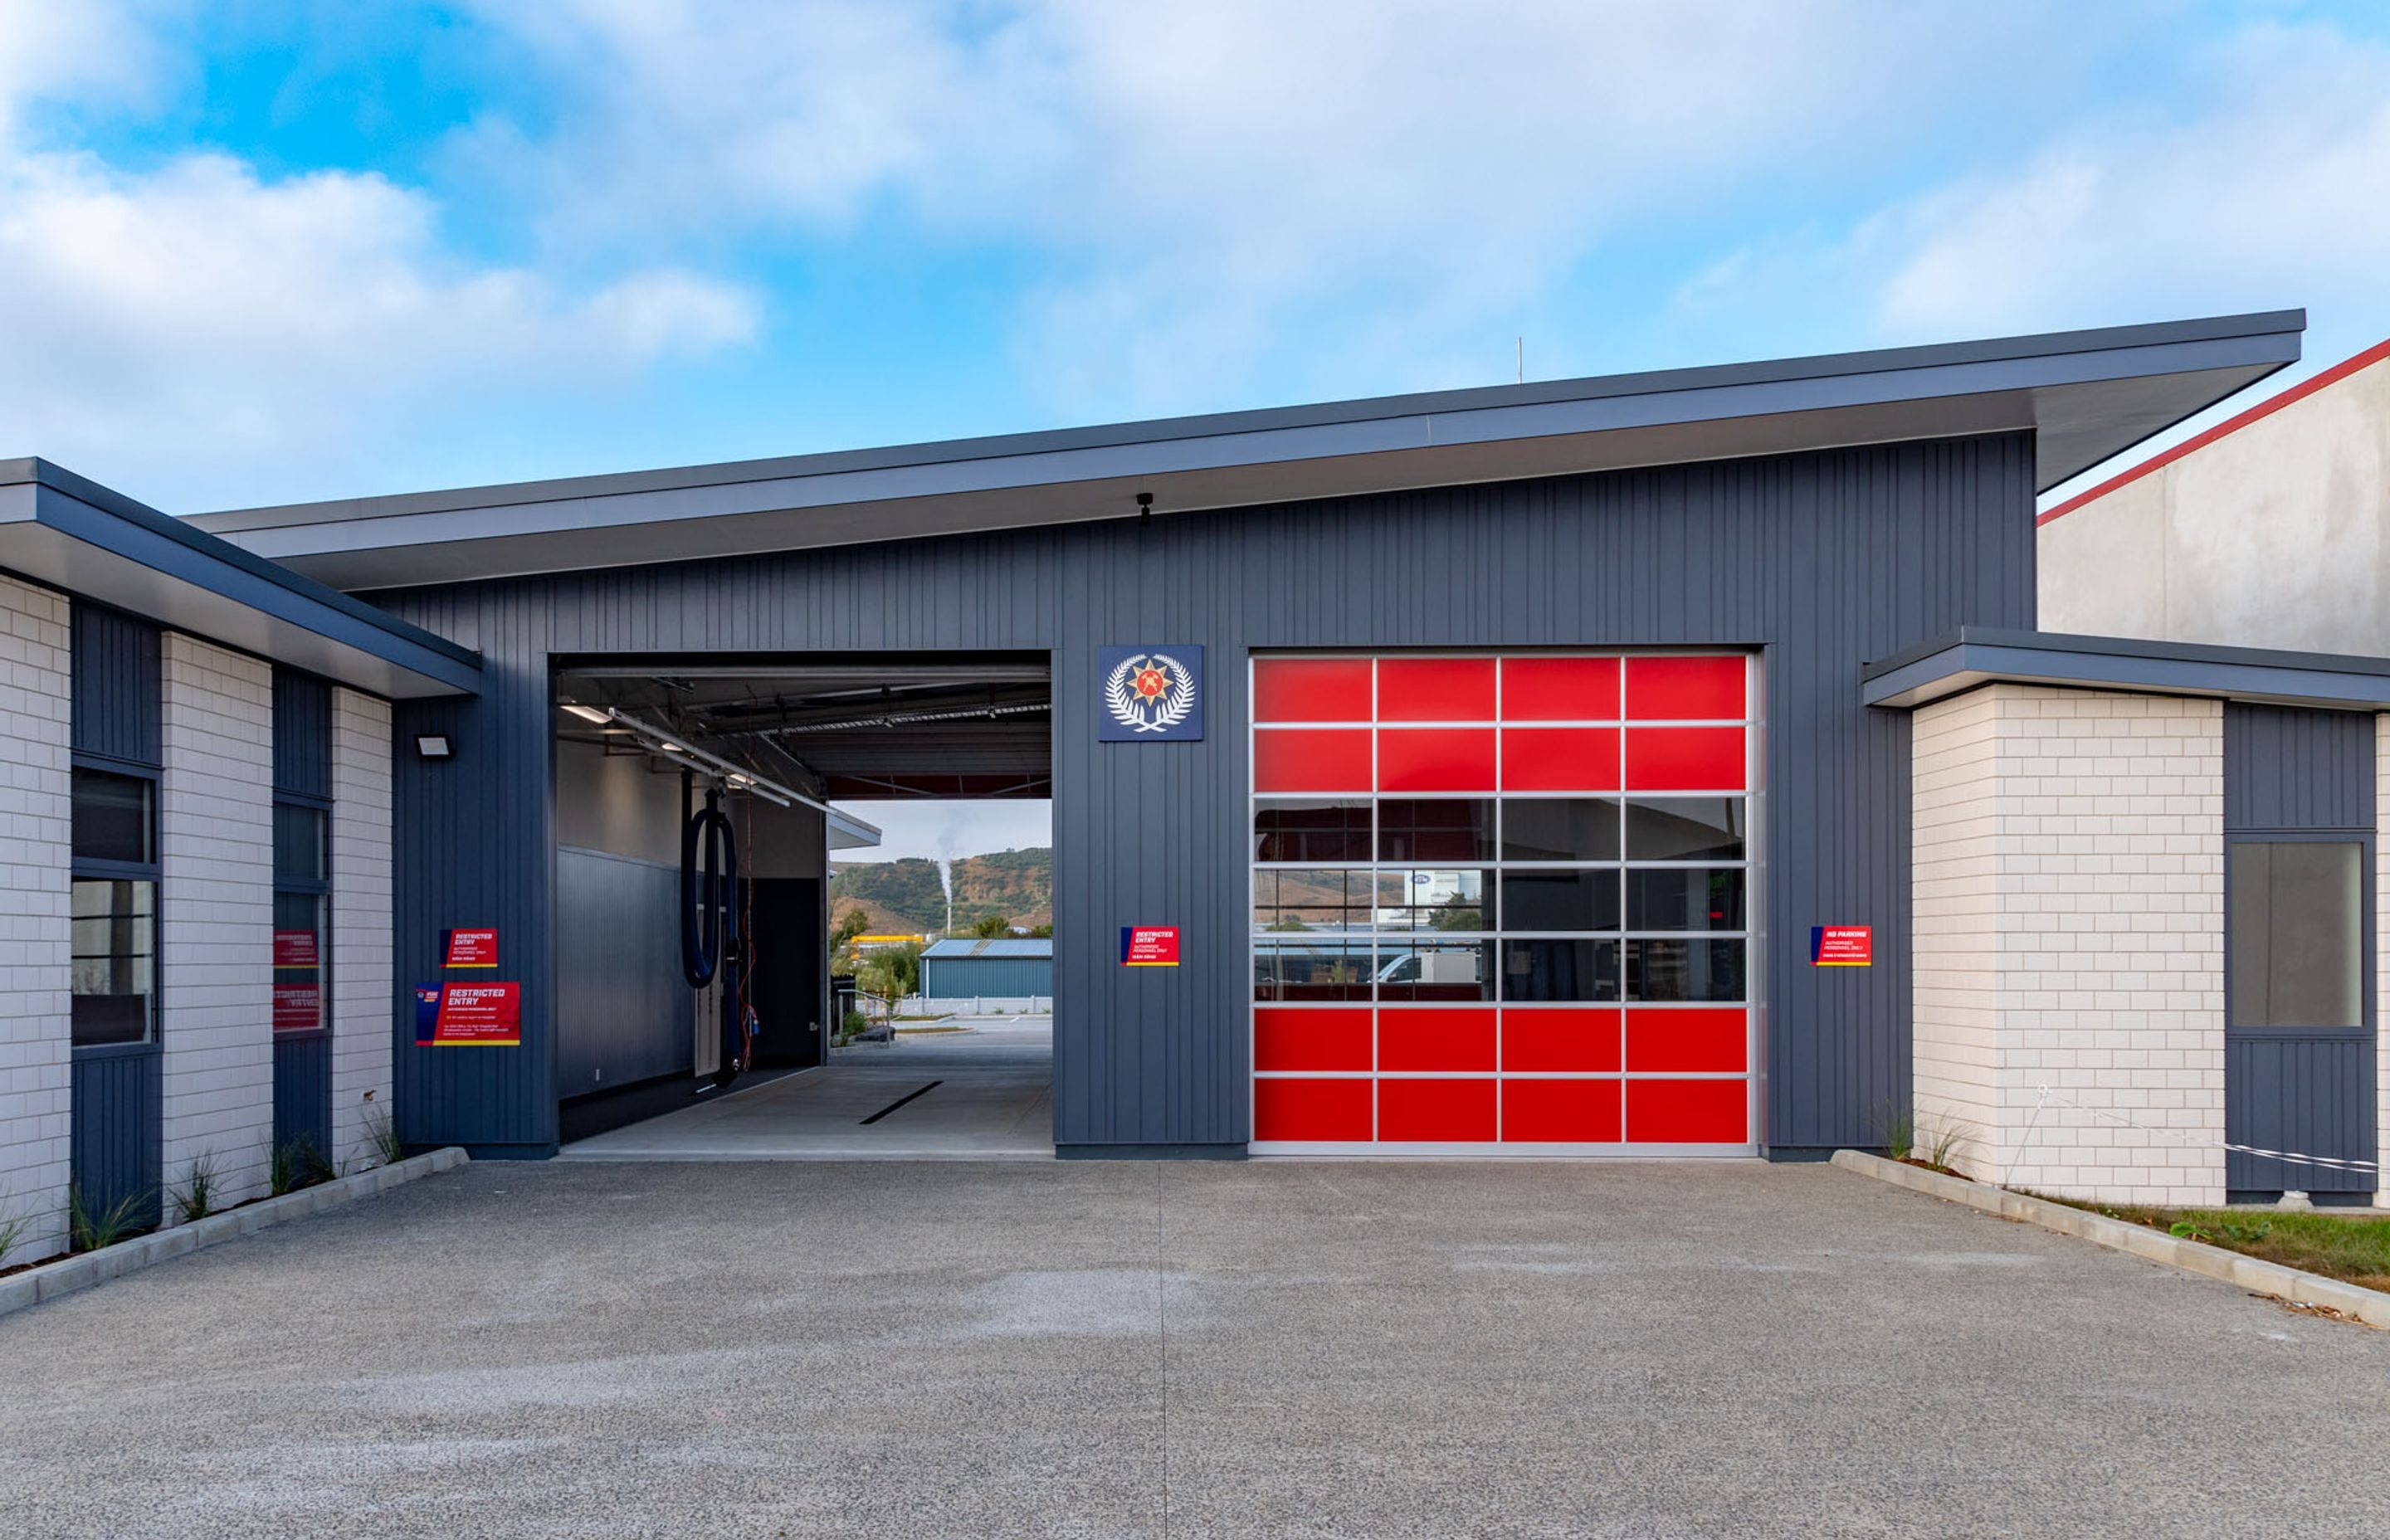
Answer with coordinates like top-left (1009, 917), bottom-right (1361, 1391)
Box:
top-left (919, 938), bottom-right (1053, 1000)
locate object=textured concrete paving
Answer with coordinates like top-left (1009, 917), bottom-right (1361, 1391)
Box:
top-left (559, 1016), bottom-right (1054, 1160)
top-left (2, 1159), bottom-right (2388, 1538)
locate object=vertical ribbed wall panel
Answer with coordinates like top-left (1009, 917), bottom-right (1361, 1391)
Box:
top-left (369, 432), bottom-right (2037, 1154)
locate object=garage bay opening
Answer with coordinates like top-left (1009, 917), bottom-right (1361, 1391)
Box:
top-left (546, 654), bottom-right (1054, 1157)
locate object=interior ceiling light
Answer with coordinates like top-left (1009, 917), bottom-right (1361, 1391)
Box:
top-left (561, 703), bottom-right (610, 723)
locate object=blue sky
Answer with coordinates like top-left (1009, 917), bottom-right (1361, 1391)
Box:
top-left (4, 2), bottom-right (2387, 859)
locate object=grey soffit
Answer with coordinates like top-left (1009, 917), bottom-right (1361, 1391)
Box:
top-left (0, 459), bottom-right (480, 698)
top-left (192, 310), bottom-right (2304, 590)
top-left (1862, 627), bottom-right (2390, 713)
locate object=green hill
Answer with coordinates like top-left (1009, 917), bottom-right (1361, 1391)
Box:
top-left (830, 846), bottom-right (1052, 935)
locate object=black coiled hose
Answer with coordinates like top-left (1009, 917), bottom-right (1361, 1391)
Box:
top-left (680, 792), bottom-right (740, 989)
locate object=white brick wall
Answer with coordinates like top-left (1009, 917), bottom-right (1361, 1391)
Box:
top-left (0, 579), bottom-right (72, 1260)
top-left (329, 689), bottom-right (393, 1170)
top-left (2377, 714), bottom-right (2389, 1208)
top-left (1912, 685), bottom-right (2226, 1205)
top-left (159, 635), bottom-right (274, 1212)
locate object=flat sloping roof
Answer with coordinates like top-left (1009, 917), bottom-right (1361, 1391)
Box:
top-left (194, 310), bottom-right (2304, 591)
top-left (922, 938), bottom-right (1052, 959)
top-left (0, 459), bottom-right (480, 698)
top-left (1862, 627), bottom-right (2390, 713)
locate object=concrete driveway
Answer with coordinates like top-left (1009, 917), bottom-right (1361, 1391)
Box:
top-left (2, 1159), bottom-right (2386, 1538)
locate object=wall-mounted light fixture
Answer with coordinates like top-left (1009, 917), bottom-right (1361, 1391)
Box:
top-left (415, 733), bottom-right (453, 759)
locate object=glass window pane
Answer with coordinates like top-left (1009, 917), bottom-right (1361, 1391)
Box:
top-left (1627, 869), bottom-right (1746, 932)
top-left (273, 889), bottom-right (326, 1033)
top-left (1624, 797), bottom-right (1745, 862)
top-left (1253, 937), bottom-right (1373, 1002)
top-left (1500, 798), bottom-right (1620, 861)
top-left (1253, 800), bottom-right (1369, 864)
top-left (1377, 799), bottom-right (1495, 862)
top-left (71, 770), bottom-right (154, 866)
top-left (1252, 869), bottom-right (1375, 933)
top-left (2231, 841), bottom-right (2363, 1028)
top-left (1499, 870), bottom-right (1619, 932)
top-left (1377, 938), bottom-right (1493, 1001)
top-left (1502, 938), bottom-right (1620, 1002)
top-left (71, 878), bottom-right (155, 1046)
top-left (1374, 870), bottom-right (1492, 932)
top-left (1628, 938), bottom-right (1746, 1003)
top-left (274, 802), bottom-right (327, 885)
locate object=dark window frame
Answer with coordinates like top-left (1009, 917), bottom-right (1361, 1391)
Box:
top-left (71, 753), bottom-right (162, 1055)
top-left (271, 789), bottom-right (334, 1040)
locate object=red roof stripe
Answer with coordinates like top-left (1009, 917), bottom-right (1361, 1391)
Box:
top-left (2036, 336), bottom-right (2390, 528)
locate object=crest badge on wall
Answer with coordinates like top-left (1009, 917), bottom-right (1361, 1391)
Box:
top-left (1098, 645), bottom-right (1204, 741)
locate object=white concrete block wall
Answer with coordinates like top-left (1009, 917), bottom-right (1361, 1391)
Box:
top-left (159, 635), bottom-right (275, 1213)
top-left (0, 579), bottom-right (72, 1260)
top-left (329, 689), bottom-right (394, 1171)
top-left (2377, 713), bottom-right (2390, 1208)
top-left (1910, 685), bottom-right (2226, 1205)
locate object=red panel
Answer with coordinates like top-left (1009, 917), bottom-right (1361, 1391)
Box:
top-left (1623, 726), bottom-right (1744, 791)
top-left (1624, 655), bottom-right (1746, 720)
top-left (1624, 1008), bottom-right (1747, 1073)
top-left (1378, 728), bottom-right (1496, 792)
top-left (1252, 658), bottom-right (1373, 723)
top-left (1626, 1079), bottom-right (1748, 1144)
top-left (1376, 658), bottom-right (1496, 722)
top-left (1377, 1078), bottom-right (1497, 1142)
top-left (1500, 728), bottom-right (1619, 792)
top-left (1500, 1009), bottom-right (1622, 1072)
top-left (1254, 728), bottom-right (1373, 792)
top-left (1378, 1008), bottom-right (1495, 1072)
top-left (1500, 1079), bottom-right (1622, 1143)
top-left (1253, 1077), bottom-right (1373, 1142)
top-left (1501, 657), bottom-right (1620, 721)
top-left (1254, 1008), bottom-right (1372, 1073)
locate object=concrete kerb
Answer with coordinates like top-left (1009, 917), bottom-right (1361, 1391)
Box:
top-left (0, 1147), bottom-right (468, 1320)
top-left (1832, 1148), bottom-right (2390, 1329)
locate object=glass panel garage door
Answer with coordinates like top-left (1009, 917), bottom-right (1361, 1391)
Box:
top-left (1248, 653), bottom-right (1756, 1153)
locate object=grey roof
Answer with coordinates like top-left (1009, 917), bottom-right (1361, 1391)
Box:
top-left (921, 938), bottom-right (1053, 959)
top-left (191, 311), bottom-right (2304, 591)
top-left (1862, 627), bottom-right (2390, 713)
top-left (0, 459), bottom-right (479, 698)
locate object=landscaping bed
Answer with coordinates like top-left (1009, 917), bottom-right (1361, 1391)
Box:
top-left (2034, 1196), bottom-right (2390, 1294)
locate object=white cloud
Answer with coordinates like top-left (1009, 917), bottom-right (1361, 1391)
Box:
top-left (0, 1), bottom-right (760, 509)
top-left (1676, 22), bottom-right (2390, 349)
top-left (461, 0), bottom-right (2119, 411)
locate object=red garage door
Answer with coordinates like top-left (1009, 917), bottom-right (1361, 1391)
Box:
top-left (1249, 653), bottom-right (1755, 1154)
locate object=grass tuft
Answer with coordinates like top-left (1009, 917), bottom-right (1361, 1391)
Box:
top-left (1877, 1103), bottom-right (1916, 1163)
top-left (2031, 1192), bottom-right (2390, 1294)
top-left (365, 1105), bottom-right (403, 1167)
top-left (69, 1182), bottom-right (152, 1253)
top-left (0, 1211), bottom-right (26, 1268)
top-left (170, 1152), bottom-right (221, 1223)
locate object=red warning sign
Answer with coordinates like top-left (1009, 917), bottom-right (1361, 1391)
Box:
top-left (443, 928), bottom-right (499, 968)
top-left (1811, 925), bottom-right (1872, 967)
top-left (430, 982), bottom-right (521, 1045)
top-left (1120, 926), bottom-right (1181, 967)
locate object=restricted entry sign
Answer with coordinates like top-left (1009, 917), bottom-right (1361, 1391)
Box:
top-left (414, 982), bottom-right (523, 1045)
top-left (1120, 926), bottom-right (1181, 967)
top-left (442, 928), bottom-right (499, 968)
top-left (1811, 925), bottom-right (1872, 967)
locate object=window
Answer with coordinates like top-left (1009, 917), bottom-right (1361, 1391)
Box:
top-left (2230, 841), bottom-right (2363, 1029)
top-left (71, 768), bottom-right (159, 1047)
top-left (273, 801), bottom-right (329, 1033)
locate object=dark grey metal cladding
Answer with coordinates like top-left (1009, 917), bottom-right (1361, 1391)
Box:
top-left (271, 1032), bottom-right (332, 1158)
top-left (367, 432), bottom-right (2038, 1155)
top-left (922, 956), bottom-right (1055, 997)
top-left (71, 1049), bottom-right (160, 1225)
top-left (71, 605), bottom-right (161, 765)
top-left (555, 847), bottom-right (694, 1095)
top-left (2227, 1035), bottom-right (2373, 1193)
top-left (2223, 703), bottom-right (2374, 831)
top-left (271, 671), bottom-right (332, 798)
top-left (2222, 704), bottom-right (2378, 1193)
